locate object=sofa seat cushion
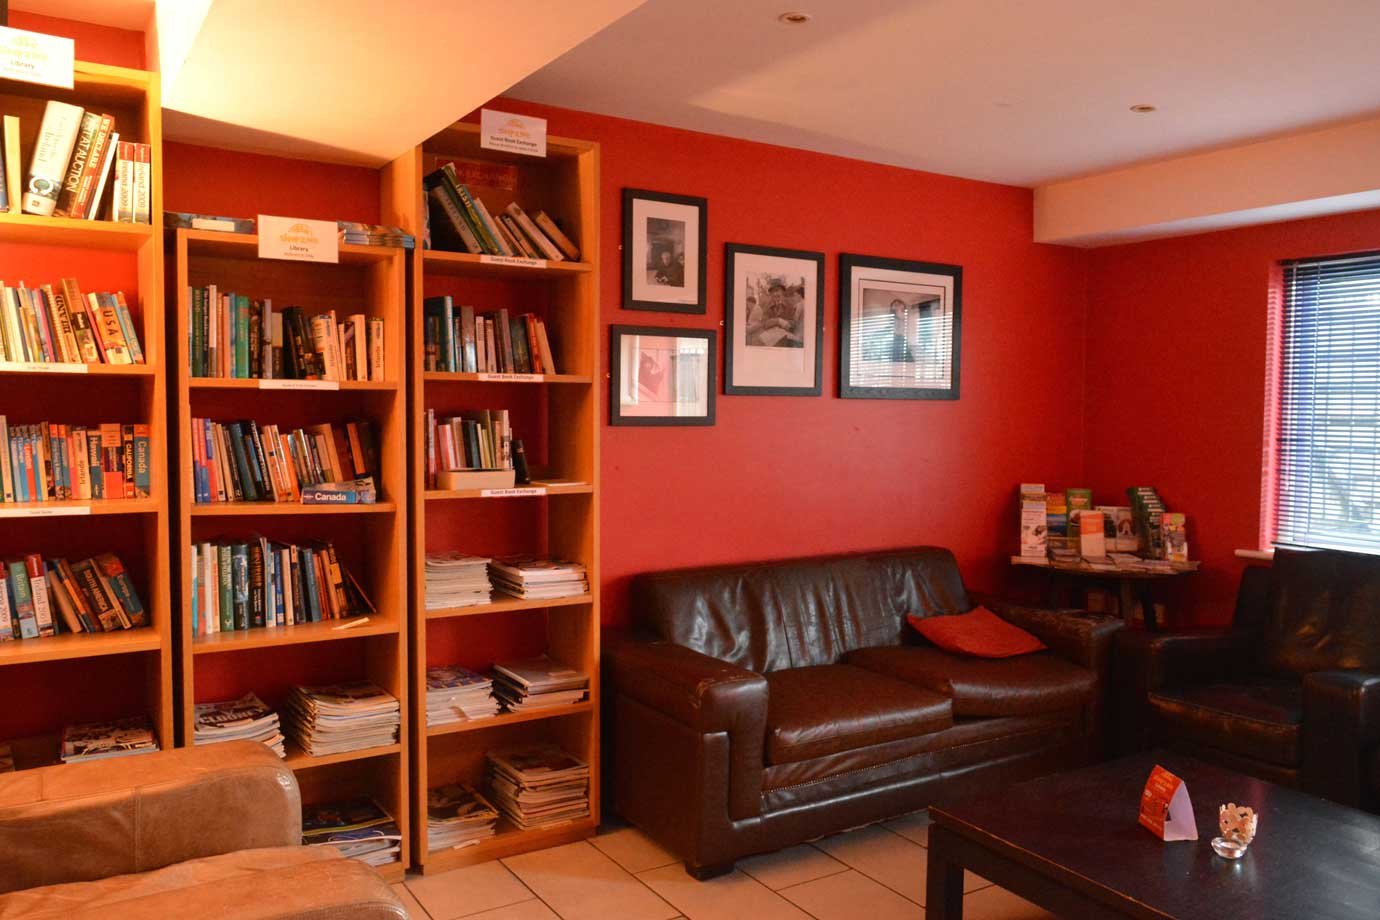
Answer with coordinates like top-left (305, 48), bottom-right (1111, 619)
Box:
top-left (1148, 678), bottom-right (1302, 767)
top-left (765, 664), bottom-right (953, 765)
top-left (846, 646), bottom-right (1095, 718)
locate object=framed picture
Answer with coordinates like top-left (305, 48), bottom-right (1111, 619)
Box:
top-left (839, 253), bottom-right (962, 400)
top-left (723, 243), bottom-right (824, 396)
top-left (610, 325), bottom-right (716, 426)
top-left (622, 189), bottom-right (707, 314)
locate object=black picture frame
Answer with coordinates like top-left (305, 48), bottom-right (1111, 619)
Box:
top-left (609, 325), bottom-right (717, 426)
top-left (838, 252), bottom-right (962, 400)
top-left (622, 188), bottom-right (708, 314)
top-left (723, 243), bottom-right (825, 396)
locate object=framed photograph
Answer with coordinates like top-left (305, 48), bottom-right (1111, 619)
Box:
top-left (622, 189), bottom-right (707, 314)
top-left (723, 243), bottom-right (824, 396)
top-left (839, 253), bottom-right (962, 400)
top-left (610, 325), bottom-right (716, 426)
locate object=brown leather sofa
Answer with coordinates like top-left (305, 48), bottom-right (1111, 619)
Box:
top-left (0, 741), bottom-right (405, 919)
top-left (606, 547), bottom-right (1122, 876)
top-left (1118, 547), bottom-right (1380, 812)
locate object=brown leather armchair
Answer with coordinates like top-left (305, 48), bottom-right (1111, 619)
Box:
top-left (0, 741), bottom-right (405, 919)
top-left (1120, 547), bottom-right (1380, 812)
top-left (606, 548), bottom-right (1122, 877)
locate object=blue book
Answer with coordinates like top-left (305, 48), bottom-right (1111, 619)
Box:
top-left (231, 543), bottom-right (250, 630)
top-left (226, 422), bottom-right (258, 502)
top-left (300, 546), bottom-right (322, 623)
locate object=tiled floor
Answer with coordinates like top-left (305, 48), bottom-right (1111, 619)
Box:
top-left (394, 811), bottom-right (1054, 920)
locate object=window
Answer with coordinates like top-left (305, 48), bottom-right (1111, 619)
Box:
top-left (1274, 251), bottom-right (1380, 552)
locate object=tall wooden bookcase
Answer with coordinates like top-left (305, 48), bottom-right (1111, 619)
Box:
top-left (169, 229), bottom-right (410, 880)
top-left (382, 123), bottom-right (601, 873)
top-left (0, 62), bottom-right (172, 764)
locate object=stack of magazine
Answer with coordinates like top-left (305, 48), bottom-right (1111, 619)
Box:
top-left (302, 798), bottom-right (402, 867)
top-left (427, 783), bottom-right (500, 851)
top-left (60, 715), bottom-right (159, 763)
top-left (426, 665), bottom-right (500, 725)
top-left (487, 745), bottom-right (590, 830)
top-left (192, 692), bottom-right (285, 757)
top-left (283, 681), bottom-right (400, 756)
top-left (337, 221), bottom-right (415, 249)
top-left (492, 656), bottom-right (589, 712)
top-left (489, 557), bottom-right (588, 601)
top-left (424, 553), bottom-right (492, 610)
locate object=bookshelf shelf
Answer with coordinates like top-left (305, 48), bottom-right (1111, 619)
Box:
top-left (180, 229), bottom-right (401, 266)
top-left (386, 121), bottom-right (601, 871)
top-left (0, 362), bottom-right (157, 378)
top-left (188, 378), bottom-right (399, 392)
top-left (426, 593), bottom-right (593, 621)
top-left (0, 629), bottom-right (161, 665)
top-left (0, 211), bottom-right (155, 250)
top-left (0, 497), bottom-right (160, 518)
top-left (191, 617), bottom-right (401, 655)
top-left (283, 741), bottom-right (402, 771)
top-left (188, 501), bottom-right (398, 517)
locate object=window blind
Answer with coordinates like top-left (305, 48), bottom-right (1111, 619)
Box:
top-left (1275, 251), bottom-right (1380, 553)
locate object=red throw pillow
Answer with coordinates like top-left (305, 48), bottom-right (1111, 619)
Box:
top-left (908, 606), bottom-right (1046, 658)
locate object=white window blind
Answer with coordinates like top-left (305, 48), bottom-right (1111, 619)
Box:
top-left (1275, 251), bottom-right (1380, 552)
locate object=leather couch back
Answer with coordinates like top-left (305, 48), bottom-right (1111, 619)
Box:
top-left (630, 547), bottom-right (970, 673)
top-left (1263, 548), bottom-right (1380, 674)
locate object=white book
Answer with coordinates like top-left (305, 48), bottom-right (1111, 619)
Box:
top-left (0, 577), bottom-right (11, 639)
top-left (133, 144), bottom-right (150, 224)
top-left (0, 414), bottom-right (12, 503)
top-left (86, 131), bottom-right (118, 220)
top-left (29, 563), bottom-right (54, 637)
top-left (350, 314), bottom-right (367, 383)
top-left (368, 317), bottom-right (384, 382)
top-left (261, 297), bottom-right (274, 378)
top-left (23, 101), bottom-right (84, 216)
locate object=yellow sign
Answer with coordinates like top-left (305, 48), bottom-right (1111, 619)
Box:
top-left (0, 27), bottom-right (73, 89)
top-left (257, 214), bottom-right (339, 263)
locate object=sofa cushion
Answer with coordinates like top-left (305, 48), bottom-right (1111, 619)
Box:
top-left (846, 646), bottom-right (1095, 718)
top-left (1148, 678), bottom-right (1302, 767)
top-left (765, 664), bottom-right (953, 765)
top-left (908, 607), bottom-right (1046, 658)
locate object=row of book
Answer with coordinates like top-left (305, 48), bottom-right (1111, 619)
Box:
top-left (0, 551), bottom-right (147, 639)
top-left (425, 656), bottom-right (589, 727)
top-left (424, 408), bottom-right (518, 488)
top-left (284, 680), bottom-right (400, 757)
top-left (1, 279), bottom-right (145, 366)
top-left (193, 692), bottom-right (285, 758)
top-left (0, 418), bottom-right (150, 503)
top-left (423, 297), bottom-right (559, 375)
top-left (190, 417), bottom-right (379, 505)
top-left (424, 162), bottom-right (580, 262)
top-left (1017, 483), bottom-right (1190, 565)
top-left (0, 102), bottom-right (151, 222)
top-left (304, 798), bottom-right (401, 868)
top-left (189, 537), bottom-right (374, 635)
top-left (422, 554), bottom-right (590, 611)
top-left (187, 290), bottom-right (386, 382)
top-left (166, 212), bottom-right (415, 250)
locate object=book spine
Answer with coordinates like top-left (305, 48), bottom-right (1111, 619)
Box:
top-left (234, 294), bottom-right (250, 378)
top-left (23, 101), bottom-right (84, 217)
top-left (95, 554), bottom-right (147, 628)
top-left (132, 423), bottom-right (151, 498)
top-left (113, 292), bottom-right (144, 364)
top-left (96, 424), bottom-right (120, 498)
top-left (534, 210), bottom-right (581, 260)
top-left (0, 415), bottom-right (12, 502)
top-left (368, 317), bottom-right (384, 381)
top-left (468, 193), bottom-right (512, 256)
top-left (55, 111), bottom-right (100, 217)
top-left (24, 555), bottom-right (55, 637)
top-left (113, 142), bottom-right (135, 222)
top-left (310, 314), bottom-right (340, 380)
top-left (231, 544), bottom-right (249, 630)
top-left (71, 114), bottom-right (114, 219)
top-left (56, 559), bottom-right (97, 632)
top-left (425, 181), bottom-right (482, 254)
top-left (133, 143), bottom-right (151, 224)
top-left (248, 542), bottom-right (266, 628)
top-left (0, 577), bottom-right (12, 640)
top-left (86, 130), bottom-right (118, 220)
top-left (45, 285), bottom-right (79, 363)
top-left (8, 560), bottom-right (38, 638)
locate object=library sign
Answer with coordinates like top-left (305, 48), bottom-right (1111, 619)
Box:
top-left (0, 26), bottom-right (73, 89)
top-left (258, 215), bottom-right (339, 263)
top-left (481, 109), bottom-right (547, 158)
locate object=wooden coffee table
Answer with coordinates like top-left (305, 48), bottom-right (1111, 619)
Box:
top-left (926, 751), bottom-right (1380, 919)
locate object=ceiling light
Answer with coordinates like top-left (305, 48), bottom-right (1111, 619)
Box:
top-left (1129, 104), bottom-right (1157, 113)
top-left (778, 11), bottom-right (813, 24)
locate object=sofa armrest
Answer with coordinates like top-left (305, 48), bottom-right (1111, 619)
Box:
top-left (1302, 670), bottom-right (1380, 808)
top-left (974, 594), bottom-right (1122, 673)
top-left (0, 741), bottom-right (299, 894)
top-left (1140, 631), bottom-right (1259, 692)
top-left (606, 638), bottom-right (768, 738)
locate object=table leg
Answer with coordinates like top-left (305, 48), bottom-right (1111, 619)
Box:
top-left (925, 829), bottom-right (964, 920)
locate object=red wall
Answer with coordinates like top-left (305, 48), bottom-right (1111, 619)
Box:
top-left (1083, 208), bottom-right (1380, 627)
top-left (8, 12), bottom-right (143, 68)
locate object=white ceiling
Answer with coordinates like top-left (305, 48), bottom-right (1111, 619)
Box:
top-left (509, 0), bottom-right (1380, 188)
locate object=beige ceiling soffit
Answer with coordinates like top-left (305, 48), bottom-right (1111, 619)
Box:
top-left (1034, 115), bottom-right (1380, 247)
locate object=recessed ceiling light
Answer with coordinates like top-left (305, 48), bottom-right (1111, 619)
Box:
top-left (778, 11), bottom-right (813, 24)
top-left (1129, 103), bottom-right (1157, 113)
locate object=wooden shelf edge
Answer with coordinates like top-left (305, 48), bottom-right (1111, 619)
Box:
top-left (0, 629), bottom-right (160, 666)
top-left (421, 249), bottom-right (592, 278)
top-left (190, 501), bottom-right (398, 517)
top-left (179, 228), bottom-right (403, 263)
top-left (283, 742), bottom-right (401, 771)
top-left (426, 593), bottom-right (593, 620)
top-left (0, 362), bottom-right (155, 378)
top-left (0, 498), bottom-right (158, 518)
top-left (191, 617), bottom-right (400, 655)
top-left (423, 372), bottom-right (591, 385)
top-left (426, 701), bottom-right (593, 738)
top-left (0, 211), bottom-right (153, 250)
top-left (188, 378), bottom-right (398, 392)
top-left (417, 818), bottom-right (597, 874)
top-left (424, 482), bottom-right (591, 501)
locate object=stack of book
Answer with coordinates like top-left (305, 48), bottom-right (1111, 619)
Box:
top-left (424, 409), bottom-right (514, 488)
top-left (165, 211), bottom-right (256, 234)
top-left (427, 783), bottom-right (500, 851)
top-left (425, 665), bottom-right (500, 726)
top-left (489, 557), bottom-right (589, 600)
top-left (424, 552), bottom-right (492, 610)
top-left (302, 798), bottom-right (402, 868)
top-left (186, 292), bottom-right (385, 382)
top-left (423, 163), bottom-right (580, 261)
top-left (1, 279), bottom-right (145, 365)
top-left (283, 681), bottom-right (400, 757)
top-left (192, 692), bottom-right (285, 757)
top-left (423, 297), bottom-right (557, 375)
top-left (0, 418), bottom-right (150, 503)
top-left (189, 537), bottom-right (375, 634)
top-left (338, 221), bottom-right (414, 249)
top-left (190, 418), bottom-right (378, 505)
top-left (486, 745), bottom-right (591, 830)
top-left (1, 101), bottom-right (150, 222)
top-left (1, 552), bottom-right (147, 639)
top-left (491, 656), bottom-right (589, 712)
top-left (60, 715), bottom-right (159, 763)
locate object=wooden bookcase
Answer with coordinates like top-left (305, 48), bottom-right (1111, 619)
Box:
top-left (0, 62), bottom-right (172, 765)
top-left (381, 123), bottom-right (601, 873)
top-left (169, 229), bottom-right (410, 881)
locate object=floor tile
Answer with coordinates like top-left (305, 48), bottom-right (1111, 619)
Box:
top-left (739, 844), bottom-right (848, 890)
top-left (638, 863), bottom-right (813, 920)
top-left (814, 824), bottom-right (987, 905)
top-left (962, 885), bottom-right (1056, 920)
top-left (502, 841), bottom-right (679, 920)
top-left (883, 811), bottom-right (931, 846)
top-left (406, 861), bottom-right (534, 920)
top-left (590, 826), bottom-right (679, 873)
top-left (779, 869), bottom-right (924, 920)
top-left (457, 902), bottom-right (559, 920)
top-left (392, 882), bottom-right (430, 919)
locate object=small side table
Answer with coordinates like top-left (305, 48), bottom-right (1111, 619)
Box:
top-left (1010, 558), bottom-right (1197, 631)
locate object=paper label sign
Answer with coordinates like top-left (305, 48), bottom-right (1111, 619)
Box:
top-left (259, 379), bottom-right (339, 391)
top-left (480, 109), bottom-right (547, 158)
top-left (480, 254), bottom-right (546, 270)
top-left (477, 372), bottom-right (542, 383)
top-left (0, 26), bottom-right (74, 89)
top-left (0, 504), bottom-right (90, 518)
top-left (0, 361), bottom-right (87, 374)
top-left (481, 487), bottom-right (547, 498)
top-left (258, 215), bottom-right (339, 263)
top-left (1139, 765), bottom-right (1199, 841)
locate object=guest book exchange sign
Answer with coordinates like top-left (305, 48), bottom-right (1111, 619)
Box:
top-left (1139, 765), bottom-right (1199, 841)
top-left (258, 215), bottom-right (338, 263)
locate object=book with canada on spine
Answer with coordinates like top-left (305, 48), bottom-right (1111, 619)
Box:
top-left (23, 101), bottom-right (84, 216)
